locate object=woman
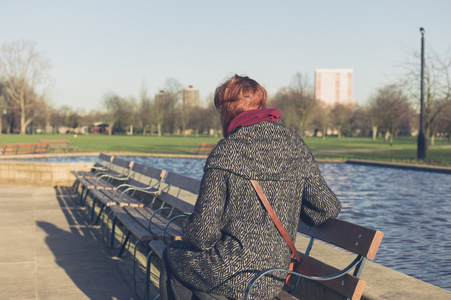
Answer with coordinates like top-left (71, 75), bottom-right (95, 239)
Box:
top-left (161, 75), bottom-right (341, 300)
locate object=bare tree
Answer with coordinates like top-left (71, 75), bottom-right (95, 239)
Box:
top-left (204, 93), bottom-right (221, 137)
top-left (403, 48), bottom-right (451, 145)
top-left (431, 99), bottom-right (451, 143)
top-left (311, 100), bottom-right (330, 139)
top-left (271, 87), bottom-right (299, 132)
top-left (163, 78), bottom-right (183, 134)
top-left (271, 73), bottom-right (316, 136)
top-left (125, 96), bottom-right (137, 135)
top-left (368, 84), bottom-right (413, 145)
top-left (0, 82), bottom-right (6, 134)
top-left (103, 93), bottom-right (124, 136)
top-left (154, 90), bottom-right (169, 136)
top-left (48, 106), bottom-right (69, 133)
top-left (330, 103), bottom-right (353, 140)
top-left (0, 40), bottom-right (51, 134)
top-left (138, 84), bottom-right (153, 135)
top-left (289, 73), bottom-right (317, 135)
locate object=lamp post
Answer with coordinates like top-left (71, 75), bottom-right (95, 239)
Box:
top-left (417, 27), bottom-right (426, 160)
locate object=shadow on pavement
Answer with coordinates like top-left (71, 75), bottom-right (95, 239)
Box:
top-left (35, 186), bottom-right (134, 300)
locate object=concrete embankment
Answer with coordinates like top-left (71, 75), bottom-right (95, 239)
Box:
top-left (0, 159), bottom-right (93, 186)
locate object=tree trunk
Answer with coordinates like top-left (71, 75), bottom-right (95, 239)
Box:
top-left (108, 122), bottom-right (114, 136)
top-left (20, 112), bottom-right (26, 134)
top-left (384, 131), bottom-right (390, 142)
top-left (157, 123), bottom-right (162, 137)
top-left (372, 126), bottom-right (378, 141)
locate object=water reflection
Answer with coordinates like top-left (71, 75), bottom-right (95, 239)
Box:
top-left (319, 163), bottom-right (451, 291)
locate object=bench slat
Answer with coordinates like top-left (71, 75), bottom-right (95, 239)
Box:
top-left (295, 252), bottom-right (366, 300)
top-left (165, 172), bottom-right (201, 195)
top-left (158, 192), bottom-right (195, 214)
top-left (298, 218), bottom-right (383, 260)
top-left (124, 206), bottom-right (184, 241)
top-left (110, 206), bottom-right (153, 241)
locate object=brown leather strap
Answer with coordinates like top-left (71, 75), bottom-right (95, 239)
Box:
top-left (250, 180), bottom-right (301, 262)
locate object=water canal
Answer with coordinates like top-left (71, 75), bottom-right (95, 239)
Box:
top-left (23, 156), bottom-right (451, 291)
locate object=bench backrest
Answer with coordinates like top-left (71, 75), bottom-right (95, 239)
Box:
top-left (158, 172), bottom-right (200, 214)
top-left (298, 218), bottom-right (383, 260)
top-left (98, 153), bottom-right (114, 164)
top-left (294, 218), bottom-right (383, 300)
top-left (198, 143), bottom-right (216, 148)
top-left (129, 162), bottom-right (166, 189)
top-left (196, 143), bottom-right (216, 153)
top-left (109, 157), bottom-right (133, 175)
top-left (89, 153), bottom-right (114, 172)
top-left (1, 143), bottom-right (49, 155)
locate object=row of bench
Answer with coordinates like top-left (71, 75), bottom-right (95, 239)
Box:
top-left (1, 140), bottom-right (77, 155)
top-left (187, 143), bottom-right (217, 155)
top-left (71, 153), bottom-right (383, 300)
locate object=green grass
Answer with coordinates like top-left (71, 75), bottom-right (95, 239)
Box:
top-left (1, 133), bottom-right (450, 166)
top-left (0, 133), bottom-right (222, 154)
top-left (314, 149), bottom-right (451, 166)
top-left (303, 136), bottom-right (416, 150)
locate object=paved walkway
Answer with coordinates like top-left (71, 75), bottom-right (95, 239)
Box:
top-left (0, 185), bottom-right (135, 300)
top-left (1, 183), bottom-right (450, 300)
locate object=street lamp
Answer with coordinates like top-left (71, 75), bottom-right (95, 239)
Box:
top-left (417, 27), bottom-right (426, 160)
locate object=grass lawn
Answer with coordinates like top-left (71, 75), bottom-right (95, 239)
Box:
top-left (0, 134), bottom-right (222, 154)
top-left (1, 133), bottom-right (450, 166)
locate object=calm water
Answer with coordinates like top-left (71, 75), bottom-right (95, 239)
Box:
top-left (23, 156), bottom-right (451, 291)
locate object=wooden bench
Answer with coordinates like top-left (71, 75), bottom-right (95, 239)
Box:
top-left (116, 172), bottom-right (200, 256)
top-left (244, 218), bottom-right (384, 300)
top-left (108, 172), bottom-right (200, 299)
top-left (71, 153), bottom-right (114, 185)
top-left (74, 155), bottom-right (130, 206)
top-left (147, 240), bottom-right (297, 300)
top-left (88, 163), bottom-right (166, 225)
top-left (129, 173), bottom-right (198, 240)
top-left (147, 217), bottom-right (383, 300)
top-left (79, 157), bottom-right (134, 222)
top-left (39, 139), bottom-right (77, 152)
top-left (1, 143), bottom-right (49, 155)
top-left (187, 143), bottom-right (217, 155)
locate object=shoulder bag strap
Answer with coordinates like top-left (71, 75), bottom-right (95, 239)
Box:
top-left (250, 180), bottom-right (301, 262)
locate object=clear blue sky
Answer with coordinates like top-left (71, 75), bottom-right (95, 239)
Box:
top-left (2, 0), bottom-right (450, 112)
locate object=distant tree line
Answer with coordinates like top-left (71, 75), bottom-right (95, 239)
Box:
top-left (1, 40), bottom-right (450, 145)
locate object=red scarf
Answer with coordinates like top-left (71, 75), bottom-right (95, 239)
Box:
top-left (227, 108), bottom-right (281, 136)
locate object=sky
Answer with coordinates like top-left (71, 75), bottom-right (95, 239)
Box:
top-left (2, 0), bottom-right (451, 112)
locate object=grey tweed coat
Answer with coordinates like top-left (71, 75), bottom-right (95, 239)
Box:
top-left (167, 119), bottom-right (341, 300)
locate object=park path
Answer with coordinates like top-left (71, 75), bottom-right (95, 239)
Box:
top-left (0, 185), bottom-right (135, 300)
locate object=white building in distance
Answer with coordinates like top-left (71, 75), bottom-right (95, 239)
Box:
top-left (315, 68), bottom-right (353, 105)
top-left (183, 85), bottom-right (199, 108)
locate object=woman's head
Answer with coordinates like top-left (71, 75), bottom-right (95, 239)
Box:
top-left (214, 74), bottom-right (267, 136)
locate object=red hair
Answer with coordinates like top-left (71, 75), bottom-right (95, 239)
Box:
top-left (214, 75), bottom-right (267, 136)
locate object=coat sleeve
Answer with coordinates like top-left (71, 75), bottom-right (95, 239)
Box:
top-left (300, 174), bottom-right (341, 226)
top-left (182, 168), bottom-right (228, 251)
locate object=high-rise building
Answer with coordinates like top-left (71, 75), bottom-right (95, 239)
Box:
top-left (315, 68), bottom-right (353, 105)
top-left (155, 90), bottom-right (170, 105)
top-left (183, 85), bottom-right (199, 108)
